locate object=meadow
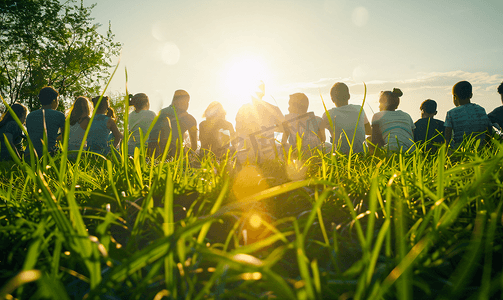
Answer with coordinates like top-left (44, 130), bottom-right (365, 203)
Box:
top-left (1, 119), bottom-right (503, 300)
top-left (1, 70), bottom-right (503, 299)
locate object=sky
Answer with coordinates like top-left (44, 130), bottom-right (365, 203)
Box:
top-left (86, 0), bottom-right (503, 126)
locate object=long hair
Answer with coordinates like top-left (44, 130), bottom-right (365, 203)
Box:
top-left (69, 97), bottom-right (91, 126)
top-left (0, 103), bottom-right (28, 129)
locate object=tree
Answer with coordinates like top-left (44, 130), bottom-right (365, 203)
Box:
top-left (0, 0), bottom-right (121, 112)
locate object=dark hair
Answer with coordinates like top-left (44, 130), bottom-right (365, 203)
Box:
top-left (203, 101), bottom-right (226, 119)
top-left (452, 81), bottom-right (472, 100)
top-left (330, 82), bottom-right (350, 106)
top-left (380, 88), bottom-right (403, 110)
top-left (106, 107), bottom-right (117, 121)
top-left (172, 89), bottom-right (190, 103)
top-left (0, 103), bottom-right (28, 128)
top-left (69, 97), bottom-right (91, 126)
top-left (38, 86), bottom-right (59, 106)
top-left (498, 82), bottom-right (503, 95)
top-left (91, 95), bottom-right (110, 112)
top-left (420, 99), bottom-right (437, 114)
top-left (131, 93), bottom-right (149, 111)
top-left (289, 93), bottom-right (309, 113)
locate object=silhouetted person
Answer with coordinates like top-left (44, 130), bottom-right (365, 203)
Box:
top-left (148, 90), bottom-right (197, 157)
top-left (25, 86), bottom-right (65, 158)
top-left (0, 103), bottom-right (28, 161)
top-left (414, 99), bottom-right (445, 151)
top-left (235, 81), bottom-right (285, 138)
top-left (444, 81), bottom-right (492, 148)
top-left (199, 101), bottom-right (235, 156)
top-left (282, 93), bottom-right (324, 150)
top-left (487, 81), bottom-right (503, 129)
top-left (128, 93), bottom-right (156, 155)
top-left (88, 96), bottom-right (123, 155)
top-left (321, 82), bottom-right (371, 154)
top-left (67, 96), bottom-right (92, 153)
top-left (372, 88), bottom-right (415, 152)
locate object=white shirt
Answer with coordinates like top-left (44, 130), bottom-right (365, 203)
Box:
top-left (322, 104), bottom-right (369, 154)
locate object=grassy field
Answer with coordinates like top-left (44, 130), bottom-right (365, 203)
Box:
top-left (1, 128), bottom-right (503, 299)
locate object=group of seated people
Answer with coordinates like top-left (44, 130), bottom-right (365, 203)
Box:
top-left (0, 79), bottom-right (502, 162)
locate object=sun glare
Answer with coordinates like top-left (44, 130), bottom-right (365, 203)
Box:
top-left (222, 56), bottom-right (270, 105)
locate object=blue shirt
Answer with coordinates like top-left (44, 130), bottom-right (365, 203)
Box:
top-left (87, 114), bottom-right (112, 154)
top-left (444, 103), bottom-right (491, 144)
top-left (25, 109), bottom-right (65, 156)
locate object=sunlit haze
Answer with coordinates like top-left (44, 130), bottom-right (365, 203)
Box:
top-left (87, 0), bottom-right (503, 126)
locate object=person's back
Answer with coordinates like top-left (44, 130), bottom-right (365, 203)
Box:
top-left (487, 82), bottom-right (503, 129)
top-left (148, 90), bottom-right (197, 157)
top-left (322, 82), bottom-right (370, 154)
top-left (199, 101), bottom-right (235, 156)
top-left (284, 112), bottom-right (322, 148)
top-left (445, 81), bottom-right (492, 147)
top-left (67, 97), bottom-right (91, 152)
top-left (0, 104), bottom-right (28, 161)
top-left (87, 96), bottom-right (123, 155)
top-left (87, 114), bottom-right (111, 154)
top-left (371, 88), bottom-right (415, 152)
top-left (414, 99), bottom-right (445, 151)
top-left (128, 93), bottom-right (156, 155)
top-left (25, 86), bottom-right (65, 157)
top-left (282, 93), bottom-right (323, 150)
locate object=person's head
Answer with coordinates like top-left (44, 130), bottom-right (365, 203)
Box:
top-left (130, 93), bottom-right (150, 112)
top-left (39, 86), bottom-right (59, 108)
top-left (69, 97), bottom-right (91, 125)
top-left (288, 93), bottom-right (309, 114)
top-left (379, 88), bottom-right (403, 111)
top-left (330, 82), bottom-right (350, 107)
top-left (106, 107), bottom-right (117, 121)
top-left (420, 99), bottom-right (437, 118)
top-left (498, 81), bottom-right (503, 103)
top-left (203, 101), bottom-right (226, 120)
top-left (91, 96), bottom-right (110, 113)
top-left (452, 81), bottom-right (472, 106)
top-left (171, 89), bottom-right (190, 111)
top-left (0, 103), bottom-right (28, 128)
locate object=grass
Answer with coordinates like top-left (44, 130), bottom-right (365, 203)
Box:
top-left (1, 74), bottom-right (503, 299)
top-left (1, 131), bottom-right (503, 299)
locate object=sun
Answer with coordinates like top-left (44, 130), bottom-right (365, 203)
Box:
top-left (221, 56), bottom-right (270, 105)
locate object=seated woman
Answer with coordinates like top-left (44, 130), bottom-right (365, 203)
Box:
top-left (0, 103), bottom-right (28, 161)
top-left (67, 96), bottom-right (91, 154)
top-left (199, 101), bottom-right (235, 156)
top-left (371, 88), bottom-right (415, 153)
top-left (88, 96), bottom-right (123, 155)
top-left (128, 93), bottom-right (156, 156)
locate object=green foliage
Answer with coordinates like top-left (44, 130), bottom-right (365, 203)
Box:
top-left (1, 134), bottom-right (503, 299)
top-left (0, 0), bottom-right (121, 111)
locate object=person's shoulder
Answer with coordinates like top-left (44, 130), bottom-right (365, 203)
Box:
top-left (414, 118), bottom-right (427, 126)
top-left (4, 120), bottom-right (21, 132)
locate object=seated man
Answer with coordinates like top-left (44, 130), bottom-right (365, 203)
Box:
top-left (281, 93), bottom-right (324, 150)
top-left (25, 86), bottom-right (65, 158)
top-left (321, 82), bottom-right (371, 154)
top-left (148, 90), bottom-right (197, 157)
top-left (445, 81), bottom-right (492, 148)
top-left (414, 99), bottom-right (445, 151)
top-left (488, 81), bottom-right (503, 129)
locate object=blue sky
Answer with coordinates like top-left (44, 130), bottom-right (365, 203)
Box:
top-left (88, 0), bottom-right (503, 124)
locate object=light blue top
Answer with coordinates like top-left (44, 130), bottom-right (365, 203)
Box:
top-left (87, 114), bottom-right (111, 155)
